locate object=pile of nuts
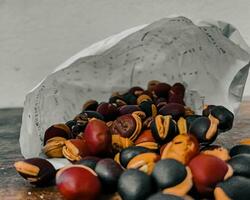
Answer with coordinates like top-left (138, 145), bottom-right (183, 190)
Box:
top-left (14, 80), bottom-right (250, 200)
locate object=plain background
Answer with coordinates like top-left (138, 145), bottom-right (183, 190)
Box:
top-left (1, 0), bottom-right (250, 108)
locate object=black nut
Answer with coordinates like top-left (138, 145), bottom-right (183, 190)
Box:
top-left (229, 145), bottom-right (250, 157)
top-left (227, 154), bottom-right (250, 177)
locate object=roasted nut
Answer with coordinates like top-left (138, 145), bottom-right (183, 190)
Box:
top-left (188, 154), bottom-right (232, 197)
top-left (135, 129), bottom-right (159, 151)
top-left (147, 80), bottom-right (160, 92)
top-left (169, 83), bottom-right (185, 99)
top-left (110, 113), bottom-right (142, 141)
top-left (153, 82), bottom-right (171, 98)
top-left (96, 102), bottom-right (119, 121)
top-left (118, 105), bottom-right (141, 116)
top-left (146, 192), bottom-right (186, 200)
top-left (208, 105), bottom-right (234, 132)
top-left (227, 154), bottom-right (250, 177)
top-left (151, 115), bottom-right (178, 144)
top-left (127, 152), bottom-right (160, 174)
top-left (118, 169), bottom-right (153, 200)
top-left (62, 139), bottom-right (89, 161)
top-left (137, 94), bottom-right (152, 105)
top-left (152, 159), bottom-right (193, 196)
top-left (43, 124), bottom-right (71, 145)
top-left (111, 134), bottom-right (134, 153)
top-left (189, 115), bottom-right (219, 145)
top-left (14, 158), bottom-right (56, 186)
top-left (201, 145), bottom-right (230, 161)
top-left (82, 110), bottom-right (104, 121)
top-left (84, 118), bottom-right (111, 156)
top-left (43, 137), bottom-right (66, 158)
top-left (161, 134), bottom-right (199, 165)
top-left (139, 100), bottom-right (157, 117)
top-left (95, 158), bottom-right (123, 193)
top-left (159, 103), bottom-right (185, 121)
top-left (229, 144), bottom-right (250, 157)
top-left (75, 156), bottom-right (101, 170)
top-left (56, 165), bottom-right (101, 200)
top-left (82, 99), bottom-right (98, 111)
top-left (119, 146), bottom-right (151, 168)
top-left (109, 94), bottom-right (127, 107)
top-left (214, 176), bottom-right (250, 200)
top-left (202, 105), bottom-right (216, 117)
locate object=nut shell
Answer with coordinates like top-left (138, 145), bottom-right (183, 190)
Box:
top-left (43, 137), bottom-right (66, 158)
top-left (14, 158), bottom-right (56, 186)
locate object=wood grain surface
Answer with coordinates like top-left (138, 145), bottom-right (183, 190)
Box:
top-left (0, 102), bottom-right (249, 200)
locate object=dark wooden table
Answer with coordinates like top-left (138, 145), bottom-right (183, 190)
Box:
top-left (0, 102), bottom-right (249, 200)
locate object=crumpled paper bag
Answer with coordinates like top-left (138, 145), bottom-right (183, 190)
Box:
top-left (20, 16), bottom-right (250, 158)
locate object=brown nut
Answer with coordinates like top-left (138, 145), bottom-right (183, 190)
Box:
top-left (43, 137), bottom-right (66, 158)
top-left (62, 139), bottom-right (89, 161)
top-left (112, 134), bottom-right (134, 153)
top-left (161, 134), bottom-right (199, 165)
top-left (118, 105), bottom-right (141, 116)
top-left (14, 158), bottom-right (56, 186)
top-left (82, 99), bottom-right (98, 111)
top-left (135, 129), bottom-right (158, 151)
top-left (110, 113), bottom-right (142, 141)
top-left (158, 103), bottom-right (185, 121)
top-left (43, 124), bottom-right (71, 145)
top-left (147, 80), bottom-right (160, 93)
top-left (127, 152), bottom-right (160, 174)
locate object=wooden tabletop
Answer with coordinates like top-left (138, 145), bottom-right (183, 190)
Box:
top-left (0, 102), bottom-right (249, 200)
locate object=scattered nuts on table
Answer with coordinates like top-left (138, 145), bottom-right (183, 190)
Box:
top-left (14, 80), bottom-right (250, 200)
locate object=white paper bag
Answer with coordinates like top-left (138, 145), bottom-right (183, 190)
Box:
top-left (20, 16), bottom-right (250, 158)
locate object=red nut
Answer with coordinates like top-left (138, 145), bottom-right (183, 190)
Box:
top-left (84, 118), bottom-right (111, 156)
top-left (188, 154), bottom-right (232, 197)
top-left (56, 165), bottom-right (101, 200)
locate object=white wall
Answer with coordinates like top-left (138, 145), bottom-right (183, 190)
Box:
top-left (1, 0), bottom-right (250, 108)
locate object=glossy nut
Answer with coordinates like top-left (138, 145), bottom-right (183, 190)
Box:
top-left (189, 115), bottom-right (219, 145)
top-left (146, 192), bottom-right (185, 200)
top-left (109, 94), bottom-right (127, 107)
top-left (214, 176), bottom-right (250, 200)
top-left (188, 154), bottom-right (231, 197)
top-left (95, 158), bottom-right (123, 193)
top-left (127, 152), bottom-right (160, 174)
top-left (84, 118), bottom-right (111, 156)
top-left (201, 145), bottom-right (230, 161)
top-left (119, 146), bottom-right (151, 168)
top-left (153, 82), bottom-right (171, 98)
top-left (152, 159), bottom-right (192, 196)
top-left (169, 83), bottom-right (185, 99)
top-left (74, 156), bottom-right (101, 170)
top-left (110, 113), bottom-right (142, 141)
top-left (56, 165), bottom-right (101, 200)
top-left (139, 100), bottom-right (157, 118)
top-left (210, 105), bottom-right (234, 132)
top-left (96, 102), bottom-right (119, 121)
top-left (14, 158), bottom-right (56, 186)
top-left (118, 169), bottom-right (153, 200)
top-left (118, 105), bottom-right (141, 116)
top-left (135, 129), bottom-right (158, 151)
top-left (185, 115), bottom-right (202, 130)
top-left (62, 139), bottom-right (89, 161)
top-left (229, 144), bottom-right (250, 157)
top-left (43, 124), bottom-right (71, 145)
top-left (82, 99), bottom-right (98, 111)
top-left (161, 134), bottom-right (199, 165)
top-left (43, 137), bottom-right (66, 158)
top-left (111, 134), bottom-right (134, 153)
top-left (227, 154), bottom-right (250, 177)
top-left (159, 103), bottom-right (185, 121)
top-left (151, 115), bottom-right (178, 144)
top-left (202, 105), bottom-right (216, 117)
